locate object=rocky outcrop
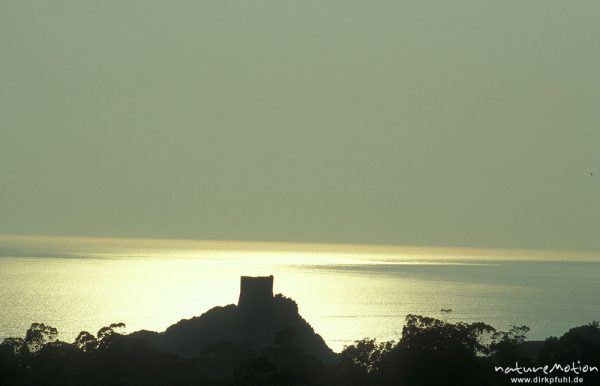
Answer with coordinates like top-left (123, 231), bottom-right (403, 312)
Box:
top-left (128, 276), bottom-right (337, 363)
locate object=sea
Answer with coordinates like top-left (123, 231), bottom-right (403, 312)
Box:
top-left (1, 235), bottom-right (599, 352)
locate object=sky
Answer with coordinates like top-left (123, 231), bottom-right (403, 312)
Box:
top-left (1, 1), bottom-right (599, 251)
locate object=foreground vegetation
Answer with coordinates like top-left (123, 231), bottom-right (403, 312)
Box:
top-left (1, 314), bottom-right (599, 386)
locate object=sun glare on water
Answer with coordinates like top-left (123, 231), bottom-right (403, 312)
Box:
top-left (1, 235), bottom-right (599, 351)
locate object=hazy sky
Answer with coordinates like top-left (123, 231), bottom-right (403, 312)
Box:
top-left (1, 1), bottom-right (599, 251)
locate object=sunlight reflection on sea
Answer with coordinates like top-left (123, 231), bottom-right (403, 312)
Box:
top-left (1, 235), bottom-right (599, 352)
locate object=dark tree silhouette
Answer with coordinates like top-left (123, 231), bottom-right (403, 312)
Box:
top-left (24, 323), bottom-right (58, 352)
top-left (74, 331), bottom-right (97, 353)
top-left (1, 302), bottom-right (599, 386)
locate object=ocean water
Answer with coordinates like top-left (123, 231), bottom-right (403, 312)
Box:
top-left (1, 235), bottom-right (599, 352)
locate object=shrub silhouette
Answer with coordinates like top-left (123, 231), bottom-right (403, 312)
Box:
top-left (2, 306), bottom-right (599, 386)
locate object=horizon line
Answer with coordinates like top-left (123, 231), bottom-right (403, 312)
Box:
top-left (1, 232), bottom-right (599, 262)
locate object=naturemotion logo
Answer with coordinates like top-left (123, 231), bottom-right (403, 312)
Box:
top-left (495, 362), bottom-right (598, 384)
top-left (494, 362), bottom-right (598, 376)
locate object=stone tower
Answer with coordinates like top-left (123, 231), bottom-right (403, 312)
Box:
top-left (238, 275), bottom-right (274, 310)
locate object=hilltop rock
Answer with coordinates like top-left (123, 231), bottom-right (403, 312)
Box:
top-left (129, 276), bottom-right (337, 363)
